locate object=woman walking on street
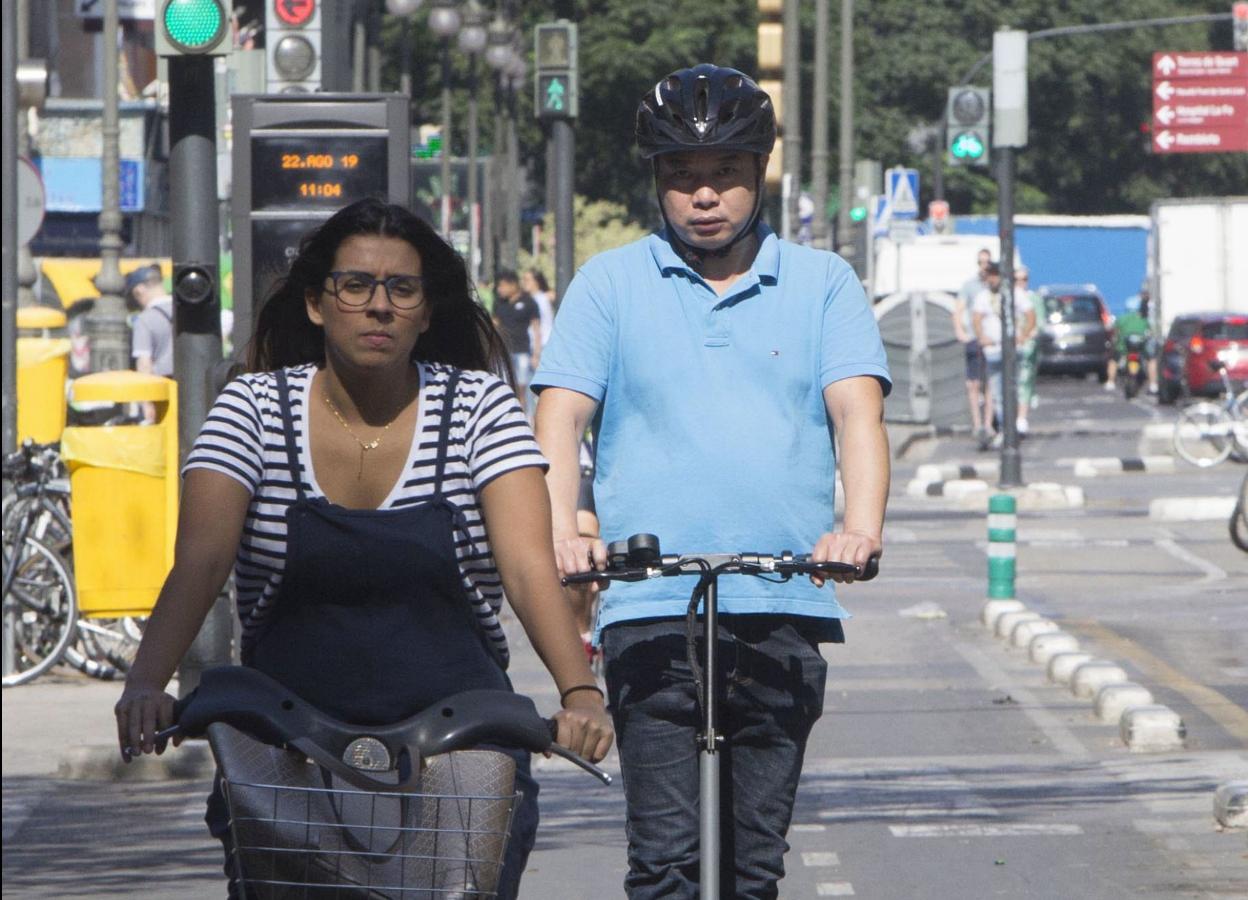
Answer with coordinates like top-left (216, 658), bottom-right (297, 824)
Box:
top-left (113, 197), bottom-right (612, 899)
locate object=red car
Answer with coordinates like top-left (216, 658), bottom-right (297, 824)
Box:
top-left (1159, 312), bottom-right (1248, 401)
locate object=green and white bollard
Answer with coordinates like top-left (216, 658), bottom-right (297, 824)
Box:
top-left (987, 494), bottom-right (1017, 598)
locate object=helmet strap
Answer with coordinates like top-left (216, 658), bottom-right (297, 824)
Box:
top-left (653, 156), bottom-right (767, 271)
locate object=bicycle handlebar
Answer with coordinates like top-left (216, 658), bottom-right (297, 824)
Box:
top-left (159, 666), bottom-right (611, 790)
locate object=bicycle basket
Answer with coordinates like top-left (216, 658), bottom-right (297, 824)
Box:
top-left (209, 723), bottom-right (518, 899)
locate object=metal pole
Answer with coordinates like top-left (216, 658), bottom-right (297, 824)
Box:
top-left (399, 19), bottom-right (412, 97)
top-left (86, 0), bottom-right (129, 374)
top-left (782, 0), bottom-right (801, 239)
top-left (698, 575), bottom-right (721, 900)
top-left (997, 147), bottom-right (1021, 487)
top-left (440, 41), bottom-right (453, 239)
top-left (504, 81), bottom-right (520, 270)
top-left (552, 119), bottom-right (574, 299)
top-left (811, 0), bottom-right (829, 250)
top-left (168, 54), bottom-right (231, 692)
top-left (467, 58), bottom-right (480, 283)
top-left (14, 0), bottom-right (36, 311)
top-left (3, 0), bottom-right (18, 458)
top-left (835, 0), bottom-right (854, 256)
top-left (352, 19), bottom-right (366, 92)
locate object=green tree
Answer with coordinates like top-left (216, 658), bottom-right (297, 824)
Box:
top-left (519, 196), bottom-right (652, 288)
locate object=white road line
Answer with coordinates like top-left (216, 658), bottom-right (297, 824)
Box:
top-left (1155, 537), bottom-right (1227, 582)
top-left (818, 806), bottom-right (999, 821)
top-left (791, 823), bottom-right (827, 832)
top-left (801, 851), bottom-right (841, 867)
top-left (890, 823), bottom-right (1083, 837)
top-left (816, 883), bottom-right (856, 896)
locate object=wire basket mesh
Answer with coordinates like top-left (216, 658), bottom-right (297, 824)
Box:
top-left (218, 739), bottom-right (517, 899)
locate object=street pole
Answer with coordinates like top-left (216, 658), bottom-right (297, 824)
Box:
top-left (504, 78), bottom-right (520, 270)
top-left (167, 54), bottom-right (231, 692)
top-left (1, 0), bottom-right (12, 677)
top-left (467, 59), bottom-right (480, 283)
top-left (440, 41), bottom-right (453, 239)
top-left (552, 119), bottom-right (574, 299)
top-left (835, 0), bottom-right (854, 257)
top-left (811, 0), bottom-right (829, 250)
top-left (782, 0), bottom-right (802, 240)
top-left (86, 0), bottom-right (129, 374)
top-left (996, 146), bottom-right (1021, 486)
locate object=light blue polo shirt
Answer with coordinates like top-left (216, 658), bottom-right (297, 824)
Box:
top-left (532, 225), bottom-right (891, 635)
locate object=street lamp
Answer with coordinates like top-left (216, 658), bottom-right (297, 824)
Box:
top-left (385, 0), bottom-right (425, 97)
top-left (427, 0), bottom-right (461, 239)
top-left (458, 0), bottom-right (487, 283)
top-left (485, 13), bottom-right (515, 274)
top-left (503, 50), bottom-right (525, 270)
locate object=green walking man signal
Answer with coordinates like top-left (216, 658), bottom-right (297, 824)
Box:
top-left (534, 21), bottom-right (578, 119)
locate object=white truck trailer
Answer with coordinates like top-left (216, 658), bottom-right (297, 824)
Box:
top-left (1150, 197), bottom-right (1248, 335)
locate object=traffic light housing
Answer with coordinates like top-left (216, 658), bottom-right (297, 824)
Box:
top-left (534, 21), bottom-right (578, 119)
top-left (267, 0), bottom-right (323, 92)
top-left (1235, 2), bottom-right (1248, 53)
top-left (946, 86), bottom-right (991, 167)
top-left (155, 0), bottom-right (230, 56)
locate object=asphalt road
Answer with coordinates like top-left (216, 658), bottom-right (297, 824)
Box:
top-left (3, 374), bottom-right (1245, 899)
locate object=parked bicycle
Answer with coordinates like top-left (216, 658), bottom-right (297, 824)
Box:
top-left (564, 533), bottom-right (878, 900)
top-left (155, 665), bottom-right (610, 899)
top-left (1172, 359), bottom-right (1248, 468)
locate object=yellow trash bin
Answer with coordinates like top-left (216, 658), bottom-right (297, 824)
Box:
top-left (61, 372), bottom-right (179, 618)
top-left (16, 335), bottom-right (72, 445)
top-left (16, 306), bottom-right (68, 333)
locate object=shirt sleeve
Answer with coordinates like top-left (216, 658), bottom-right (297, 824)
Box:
top-left (182, 375), bottom-right (266, 493)
top-left (820, 255), bottom-right (892, 396)
top-left (463, 373), bottom-right (548, 490)
top-left (530, 262), bottom-right (615, 401)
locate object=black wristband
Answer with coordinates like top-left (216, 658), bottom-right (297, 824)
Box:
top-left (560, 683), bottom-right (605, 706)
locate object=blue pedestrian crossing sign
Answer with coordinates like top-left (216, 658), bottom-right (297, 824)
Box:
top-left (885, 167), bottom-right (920, 220)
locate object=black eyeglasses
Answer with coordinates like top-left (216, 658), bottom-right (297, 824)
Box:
top-left (326, 271), bottom-right (426, 310)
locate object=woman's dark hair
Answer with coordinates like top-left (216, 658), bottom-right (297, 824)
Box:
top-left (248, 198), bottom-right (512, 381)
top-left (526, 268), bottom-right (550, 294)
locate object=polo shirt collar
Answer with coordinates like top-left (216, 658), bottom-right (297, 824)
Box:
top-left (648, 224), bottom-right (782, 287)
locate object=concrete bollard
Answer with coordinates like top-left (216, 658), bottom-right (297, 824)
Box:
top-left (1120, 705), bottom-right (1186, 752)
top-left (1048, 652), bottom-right (1094, 685)
top-left (987, 494), bottom-right (1017, 600)
top-left (1094, 683), bottom-right (1154, 723)
top-left (1213, 782), bottom-right (1248, 829)
top-left (1011, 618), bottom-right (1059, 649)
top-left (982, 598), bottom-right (1026, 630)
top-left (996, 610), bottom-right (1042, 640)
top-left (1030, 631), bottom-right (1079, 665)
top-left (1071, 660), bottom-right (1129, 699)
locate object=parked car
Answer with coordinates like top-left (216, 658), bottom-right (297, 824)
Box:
top-left (1158, 312), bottom-right (1248, 402)
top-left (1035, 285), bottom-right (1114, 382)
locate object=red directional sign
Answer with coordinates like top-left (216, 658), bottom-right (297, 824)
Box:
top-left (1151, 51), bottom-right (1248, 154)
top-left (274, 0), bottom-right (315, 27)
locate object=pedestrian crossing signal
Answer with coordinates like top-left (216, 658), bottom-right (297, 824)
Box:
top-left (534, 21), bottom-right (577, 120)
top-left (536, 73), bottom-right (577, 120)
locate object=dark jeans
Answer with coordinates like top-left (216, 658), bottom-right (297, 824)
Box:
top-left (206, 748), bottom-right (539, 900)
top-left (602, 615), bottom-right (830, 900)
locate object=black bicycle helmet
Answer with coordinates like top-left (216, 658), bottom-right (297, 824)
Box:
top-left (636, 64), bottom-right (776, 159)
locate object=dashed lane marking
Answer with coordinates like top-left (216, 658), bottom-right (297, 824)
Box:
top-left (791, 823), bottom-right (827, 832)
top-left (816, 883), bottom-right (856, 896)
top-left (801, 851), bottom-right (841, 867)
top-left (889, 823), bottom-right (1083, 837)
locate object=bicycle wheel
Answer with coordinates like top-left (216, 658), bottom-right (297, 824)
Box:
top-left (75, 616), bottom-right (145, 673)
top-left (1231, 476), bottom-right (1248, 554)
top-left (2, 536), bottom-right (78, 687)
top-left (1173, 403), bottom-right (1235, 467)
top-left (1230, 391), bottom-right (1248, 462)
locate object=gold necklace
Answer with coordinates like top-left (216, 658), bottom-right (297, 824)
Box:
top-left (323, 393), bottom-right (394, 479)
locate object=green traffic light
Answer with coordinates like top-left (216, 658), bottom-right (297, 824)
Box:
top-left (849, 206), bottom-right (867, 223)
top-left (163, 0), bottom-right (225, 51)
top-left (951, 131), bottom-right (985, 160)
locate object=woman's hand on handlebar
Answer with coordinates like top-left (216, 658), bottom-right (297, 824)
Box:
top-left (114, 682), bottom-right (182, 762)
top-left (551, 690), bottom-right (614, 764)
top-left (809, 529), bottom-right (882, 586)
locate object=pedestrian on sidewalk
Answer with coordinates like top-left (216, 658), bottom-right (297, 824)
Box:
top-left (954, 248), bottom-right (992, 443)
top-left (113, 198), bottom-right (611, 900)
top-left (492, 269), bottom-right (542, 415)
top-left (1013, 266), bottom-right (1042, 434)
top-left (533, 64), bottom-right (890, 899)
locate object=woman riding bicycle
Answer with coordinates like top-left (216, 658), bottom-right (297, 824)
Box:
top-left (113, 198), bottom-right (612, 899)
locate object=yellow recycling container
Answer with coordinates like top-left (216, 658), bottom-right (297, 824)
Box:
top-left (16, 335), bottom-right (72, 445)
top-left (61, 372), bottom-right (179, 618)
top-left (16, 306), bottom-right (68, 332)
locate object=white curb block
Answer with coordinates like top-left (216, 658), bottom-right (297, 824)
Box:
top-left (1011, 618), bottom-right (1059, 649)
top-left (915, 461), bottom-right (999, 483)
top-left (1149, 496), bottom-right (1237, 521)
top-left (1094, 683), bottom-right (1154, 723)
top-left (981, 599), bottom-right (1027, 629)
top-left (1120, 705), bottom-right (1186, 752)
top-left (1071, 456), bottom-right (1176, 478)
top-left (1048, 652), bottom-right (1094, 685)
top-left (1071, 660), bottom-right (1129, 699)
top-left (1213, 782), bottom-right (1248, 829)
top-left (996, 610), bottom-right (1042, 640)
top-left (1029, 632), bottom-right (1079, 665)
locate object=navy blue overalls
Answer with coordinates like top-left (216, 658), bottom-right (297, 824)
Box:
top-left (206, 367), bottom-right (539, 899)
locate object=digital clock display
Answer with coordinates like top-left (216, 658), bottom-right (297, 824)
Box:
top-left (251, 135), bottom-right (388, 211)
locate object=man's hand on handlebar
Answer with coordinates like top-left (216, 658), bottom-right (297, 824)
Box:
top-left (809, 530), bottom-right (882, 587)
top-left (551, 691), bottom-right (614, 764)
top-left (552, 534), bottom-right (610, 594)
top-left (114, 684), bottom-right (183, 762)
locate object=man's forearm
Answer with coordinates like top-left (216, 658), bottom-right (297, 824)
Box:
top-left (534, 399), bottom-right (588, 540)
top-left (838, 416), bottom-right (890, 538)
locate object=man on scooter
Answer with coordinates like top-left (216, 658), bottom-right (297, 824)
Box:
top-left (532, 64), bottom-right (891, 899)
top-left (1115, 286), bottom-right (1159, 397)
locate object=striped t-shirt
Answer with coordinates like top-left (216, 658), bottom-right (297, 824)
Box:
top-left (183, 361), bottom-right (546, 666)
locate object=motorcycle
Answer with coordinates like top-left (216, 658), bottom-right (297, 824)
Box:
top-left (1121, 333), bottom-right (1149, 399)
